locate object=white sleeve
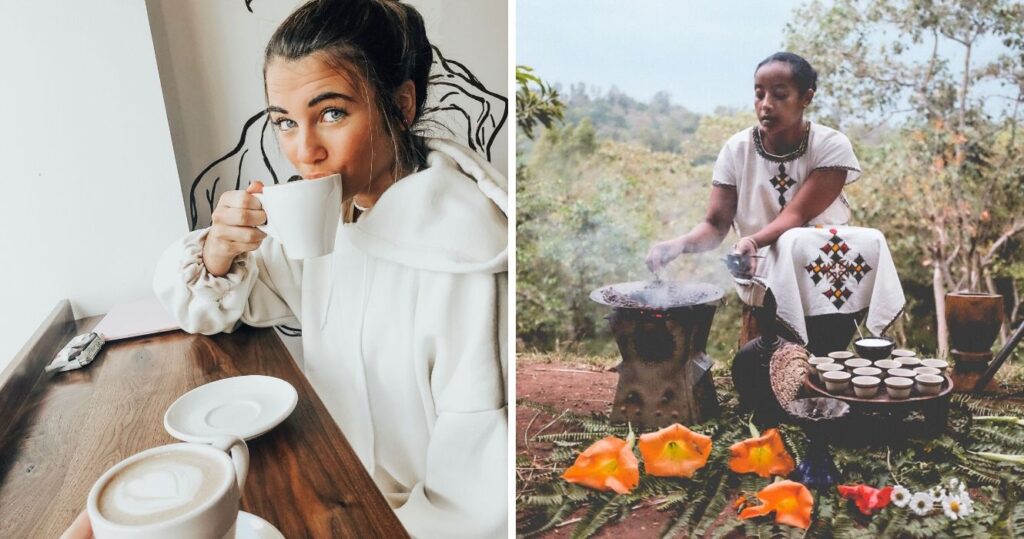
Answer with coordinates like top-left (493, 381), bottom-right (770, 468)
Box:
top-left (152, 228), bottom-right (303, 334)
top-left (396, 272), bottom-right (508, 539)
top-left (812, 129), bottom-right (862, 184)
top-left (712, 139), bottom-right (739, 188)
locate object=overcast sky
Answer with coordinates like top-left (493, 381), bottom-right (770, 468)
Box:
top-left (517, 0), bottom-right (1010, 115)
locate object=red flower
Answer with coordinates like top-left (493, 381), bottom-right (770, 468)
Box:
top-left (837, 484), bottom-right (894, 515)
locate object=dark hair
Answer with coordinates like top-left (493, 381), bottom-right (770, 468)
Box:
top-left (265, 0), bottom-right (433, 175)
top-left (756, 52), bottom-right (817, 96)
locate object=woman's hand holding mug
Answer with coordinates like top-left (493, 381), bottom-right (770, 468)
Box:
top-left (203, 182), bottom-right (268, 276)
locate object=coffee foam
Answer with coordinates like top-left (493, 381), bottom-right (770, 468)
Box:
top-left (97, 451), bottom-right (225, 526)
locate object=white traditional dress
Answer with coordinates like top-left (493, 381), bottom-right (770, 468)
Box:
top-left (712, 122), bottom-right (905, 343)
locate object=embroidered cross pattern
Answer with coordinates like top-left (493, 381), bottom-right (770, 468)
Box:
top-left (803, 229), bottom-right (873, 309)
top-left (769, 163), bottom-right (796, 206)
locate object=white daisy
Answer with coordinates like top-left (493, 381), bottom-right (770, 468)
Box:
top-left (942, 493), bottom-right (972, 520)
top-left (891, 485), bottom-right (912, 508)
top-left (910, 491), bottom-right (934, 516)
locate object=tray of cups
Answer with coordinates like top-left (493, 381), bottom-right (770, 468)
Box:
top-left (804, 351), bottom-right (952, 408)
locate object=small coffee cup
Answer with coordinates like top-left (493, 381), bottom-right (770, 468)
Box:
top-left (87, 436), bottom-right (248, 539)
top-left (852, 375), bottom-right (881, 398)
top-left (896, 357), bottom-right (922, 369)
top-left (885, 376), bottom-right (913, 399)
top-left (920, 358), bottom-right (949, 375)
top-left (808, 356), bottom-right (834, 368)
top-left (873, 359), bottom-right (901, 371)
top-left (913, 366), bottom-right (942, 377)
top-left (852, 366), bottom-right (882, 378)
top-left (915, 374), bottom-right (944, 396)
top-left (844, 358), bottom-right (872, 370)
top-left (816, 363), bottom-right (845, 383)
top-left (822, 370), bottom-right (851, 394)
top-left (253, 174), bottom-right (343, 260)
top-left (828, 351), bottom-right (855, 361)
top-left (888, 368), bottom-right (917, 379)
top-left (891, 348), bottom-right (917, 359)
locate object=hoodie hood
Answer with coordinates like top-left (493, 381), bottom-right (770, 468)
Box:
top-left (342, 138), bottom-right (508, 274)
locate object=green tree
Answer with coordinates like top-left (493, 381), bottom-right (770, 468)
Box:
top-left (788, 0), bottom-right (1024, 355)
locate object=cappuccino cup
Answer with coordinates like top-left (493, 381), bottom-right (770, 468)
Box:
top-left (253, 174), bottom-right (342, 259)
top-left (87, 436), bottom-right (248, 539)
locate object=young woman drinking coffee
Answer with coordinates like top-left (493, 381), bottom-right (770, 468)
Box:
top-left (61, 2), bottom-right (505, 538)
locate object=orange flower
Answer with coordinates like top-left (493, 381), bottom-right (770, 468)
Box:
top-left (739, 480), bottom-right (814, 529)
top-left (728, 428), bottom-right (795, 478)
top-left (638, 423), bottom-right (712, 478)
top-left (562, 435), bottom-right (639, 494)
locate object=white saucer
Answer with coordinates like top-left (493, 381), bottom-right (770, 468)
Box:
top-left (236, 511), bottom-right (285, 539)
top-left (165, 375), bottom-right (298, 442)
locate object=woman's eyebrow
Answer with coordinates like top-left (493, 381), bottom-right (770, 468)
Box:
top-left (266, 92), bottom-right (355, 115)
top-left (308, 91), bottom-right (354, 107)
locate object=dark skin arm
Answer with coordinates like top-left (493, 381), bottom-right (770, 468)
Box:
top-left (646, 168), bottom-right (847, 274)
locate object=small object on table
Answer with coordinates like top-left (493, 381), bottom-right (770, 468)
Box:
top-left (45, 332), bottom-right (105, 373)
top-left (164, 375), bottom-right (299, 442)
top-left (852, 367), bottom-right (882, 378)
top-left (854, 336), bottom-right (895, 360)
top-left (921, 358), bottom-right (949, 375)
top-left (891, 348), bottom-right (916, 359)
top-left (823, 371), bottom-right (851, 393)
top-left (915, 374), bottom-right (944, 396)
top-left (785, 397), bottom-right (850, 491)
top-left (844, 358), bottom-right (872, 370)
top-left (816, 363), bottom-right (844, 383)
top-left (828, 351), bottom-right (855, 361)
top-left (896, 357), bottom-right (921, 368)
top-left (852, 376), bottom-right (881, 398)
top-left (885, 377), bottom-right (913, 399)
top-left (913, 366), bottom-right (941, 377)
top-left (808, 356), bottom-right (834, 368)
top-left (888, 368), bottom-right (916, 379)
top-left (874, 359), bottom-right (900, 371)
top-left (236, 511), bottom-right (286, 539)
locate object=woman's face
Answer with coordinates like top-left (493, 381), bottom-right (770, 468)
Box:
top-left (754, 61), bottom-right (811, 136)
top-left (265, 54), bottom-right (396, 197)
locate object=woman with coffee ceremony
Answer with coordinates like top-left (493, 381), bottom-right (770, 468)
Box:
top-left (149, 1), bottom-right (507, 537)
top-left (646, 52), bottom-right (904, 352)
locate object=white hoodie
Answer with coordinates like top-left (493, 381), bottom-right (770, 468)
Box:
top-left (154, 138), bottom-right (507, 538)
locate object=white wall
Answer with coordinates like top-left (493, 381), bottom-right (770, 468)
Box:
top-left (0, 0), bottom-right (186, 370)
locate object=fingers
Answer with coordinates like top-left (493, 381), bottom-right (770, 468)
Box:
top-left (212, 206), bottom-right (267, 227)
top-left (246, 180), bottom-right (265, 194)
top-left (209, 224), bottom-right (266, 245)
top-left (59, 509), bottom-right (92, 539)
top-left (218, 189), bottom-right (263, 210)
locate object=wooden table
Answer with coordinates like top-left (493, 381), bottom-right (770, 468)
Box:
top-left (0, 301), bottom-right (408, 538)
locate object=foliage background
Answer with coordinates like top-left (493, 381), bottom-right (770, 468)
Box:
top-left (516, 0), bottom-right (1024, 364)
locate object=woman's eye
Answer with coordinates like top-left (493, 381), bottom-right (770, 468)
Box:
top-left (273, 118), bottom-right (296, 131)
top-left (322, 108), bottom-right (347, 123)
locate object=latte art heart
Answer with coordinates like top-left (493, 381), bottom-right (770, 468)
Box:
top-left (98, 451), bottom-right (227, 526)
top-left (116, 465), bottom-right (203, 514)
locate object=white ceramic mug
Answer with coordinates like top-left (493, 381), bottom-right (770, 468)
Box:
top-left (253, 174), bottom-right (342, 259)
top-left (87, 436), bottom-right (249, 539)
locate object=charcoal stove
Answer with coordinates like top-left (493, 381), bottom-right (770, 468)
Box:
top-left (590, 281), bottom-right (724, 428)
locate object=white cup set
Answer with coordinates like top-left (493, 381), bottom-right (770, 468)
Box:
top-left (86, 376), bottom-right (298, 539)
top-left (809, 350), bottom-right (949, 400)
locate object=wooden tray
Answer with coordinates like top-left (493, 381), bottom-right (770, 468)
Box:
top-left (803, 372), bottom-right (953, 412)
